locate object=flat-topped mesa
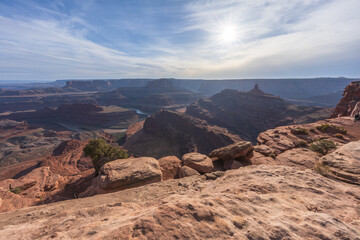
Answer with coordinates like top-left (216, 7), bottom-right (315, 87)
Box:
top-left (332, 81), bottom-right (360, 117)
top-left (145, 78), bottom-right (175, 89)
top-left (56, 102), bottom-right (103, 113)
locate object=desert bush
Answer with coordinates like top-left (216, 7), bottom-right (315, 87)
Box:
top-left (313, 161), bottom-right (330, 176)
top-left (269, 152), bottom-right (277, 159)
top-left (9, 187), bottom-right (22, 194)
top-left (291, 128), bottom-right (309, 135)
top-left (309, 139), bottom-right (336, 155)
top-left (294, 140), bottom-right (308, 148)
top-left (334, 133), bottom-right (345, 139)
top-left (84, 138), bottom-right (128, 174)
top-left (316, 124), bottom-right (347, 134)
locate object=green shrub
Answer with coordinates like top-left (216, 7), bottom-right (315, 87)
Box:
top-left (316, 124), bottom-right (347, 134)
top-left (291, 128), bottom-right (309, 135)
top-left (334, 133), bottom-right (345, 139)
top-left (269, 152), bottom-right (277, 159)
top-left (84, 138), bottom-right (128, 174)
top-left (313, 161), bottom-right (330, 176)
top-left (309, 139), bottom-right (336, 155)
top-left (9, 187), bottom-right (22, 194)
top-left (294, 140), bottom-right (308, 148)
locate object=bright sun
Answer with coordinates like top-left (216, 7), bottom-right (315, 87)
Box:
top-left (218, 24), bottom-right (238, 44)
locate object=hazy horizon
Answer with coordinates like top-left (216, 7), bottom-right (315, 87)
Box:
top-left (1, 0), bottom-right (360, 81)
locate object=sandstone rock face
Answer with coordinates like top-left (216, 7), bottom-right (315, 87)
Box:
top-left (257, 117), bottom-right (360, 155)
top-left (178, 166), bottom-right (200, 178)
top-left (254, 117), bottom-right (360, 168)
top-left (0, 166), bottom-right (61, 212)
top-left (0, 120), bottom-right (72, 169)
top-left (320, 141), bottom-right (360, 184)
top-left (182, 153), bottom-right (213, 173)
top-left (0, 138), bottom-right (101, 212)
top-left (0, 165), bottom-right (359, 239)
top-left (98, 157), bottom-right (162, 190)
top-left (209, 141), bottom-right (253, 160)
top-left (186, 88), bottom-right (332, 143)
top-left (276, 148), bottom-right (320, 169)
top-left (123, 110), bottom-right (241, 158)
top-left (332, 81), bottom-right (360, 117)
top-left (158, 156), bottom-right (181, 180)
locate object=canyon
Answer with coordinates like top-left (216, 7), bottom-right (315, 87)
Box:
top-left (0, 79), bottom-right (359, 239)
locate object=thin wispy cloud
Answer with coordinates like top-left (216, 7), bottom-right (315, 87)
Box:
top-left (0, 0), bottom-right (359, 80)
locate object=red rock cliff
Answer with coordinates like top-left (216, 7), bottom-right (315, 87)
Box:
top-left (332, 81), bottom-right (360, 117)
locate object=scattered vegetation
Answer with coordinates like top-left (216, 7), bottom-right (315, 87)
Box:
top-left (313, 161), bottom-right (330, 176)
top-left (112, 132), bottom-right (127, 145)
top-left (269, 152), bottom-right (277, 159)
top-left (294, 140), bottom-right (308, 148)
top-left (309, 139), bottom-right (336, 155)
top-left (291, 128), bottom-right (309, 135)
top-left (9, 186), bottom-right (22, 194)
top-left (84, 138), bottom-right (128, 174)
top-left (316, 124), bottom-right (347, 134)
top-left (334, 133), bottom-right (345, 139)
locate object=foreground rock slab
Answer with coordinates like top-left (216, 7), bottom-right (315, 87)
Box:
top-left (99, 157), bottom-right (162, 190)
top-left (0, 165), bottom-right (359, 239)
top-left (320, 140), bottom-right (360, 185)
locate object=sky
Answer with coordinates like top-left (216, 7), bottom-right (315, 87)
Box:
top-left (0, 0), bottom-right (360, 81)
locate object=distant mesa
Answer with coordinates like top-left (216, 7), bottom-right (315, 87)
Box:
top-left (247, 83), bottom-right (267, 96)
top-left (145, 78), bottom-right (175, 88)
top-left (186, 86), bottom-right (332, 143)
top-left (123, 110), bottom-right (241, 158)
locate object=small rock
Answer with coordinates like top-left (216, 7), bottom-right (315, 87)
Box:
top-left (209, 141), bottom-right (254, 161)
top-left (182, 153), bottom-right (213, 173)
top-left (205, 171), bottom-right (225, 180)
top-left (158, 156), bottom-right (181, 180)
top-left (178, 166), bottom-right (200, 178)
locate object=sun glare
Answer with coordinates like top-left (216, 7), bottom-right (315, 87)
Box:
top-left (219, 25), bottom-right (238, 44)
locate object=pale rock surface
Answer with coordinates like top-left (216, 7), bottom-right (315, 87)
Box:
top-left (276, 148), bottom-right (320, 169)
top-left (98, 157), bottom-right (163, 190)
top-left (320, 140), bottom-right (360, 185)
top-left (0, 165), bottom-right (359, 239)
top-left (182, 153), bottom-right (213, 173)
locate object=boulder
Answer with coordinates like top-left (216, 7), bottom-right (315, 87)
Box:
top-left (254, 144), bottom-right (274, 156)
top-left (320, 141), bottom-right (360, 184)
top-left (98, 157), bottom-right (162, 190)
top-left (182, 153), bottom-right (213, 173)
top-left (209, 141), bottom-right (254, 161)
top-left (223, 159), bottom-right (245, 170)
top-left (178, 166), bottom-right (200, 178)
top-left (158, 156), bottom-right (182, 180)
